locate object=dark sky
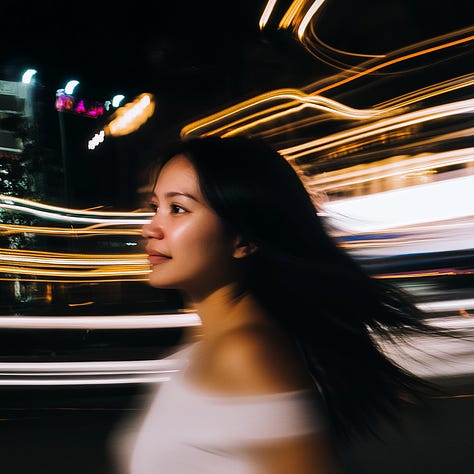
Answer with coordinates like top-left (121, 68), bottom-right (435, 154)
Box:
top-left (3, 0), bottom-right (471, 103)
top-left (1, 0), bottom-right (472, 209)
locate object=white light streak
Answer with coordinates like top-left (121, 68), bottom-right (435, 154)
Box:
top-left (282, 98), bottom-right (474, 160)
top-left (0, 195), bottom-right (152, 219)
top-left (0, 316), bottom-right (471, 386)
top-left (88, 129), bottom-right (105, 150)
top-left (0, 313), bottom-right (201, 329)
top-left (417, 299), bottom-right (474, 313)
top-left (0, 203), bottom-right (150, 225)
top-left (323, 174), bottom-right (474, 233)
top-left (376, 316), bottom-right (474, 380)
top-left (309, 147), bottom-right (474, 192)
top-left (297, 0), bottom-right (327, 40)
top-left (0, 375), bottom-right (172, 386)
top-left (259, 0), bottom-right (278, 29)
top-left (0, 359), bottom-right (180, 372)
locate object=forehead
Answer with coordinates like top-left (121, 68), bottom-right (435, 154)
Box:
top-left (154, 154), bottom-right (199, 191)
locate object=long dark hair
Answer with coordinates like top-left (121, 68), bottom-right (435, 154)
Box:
top-left (152, 134), bottom-right (445, 439)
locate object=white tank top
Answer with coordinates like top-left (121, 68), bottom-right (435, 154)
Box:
top-left (130, 343), bottom-right (327, 474)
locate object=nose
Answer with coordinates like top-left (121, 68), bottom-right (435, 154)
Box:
top-left (141, 215), bottom-right (164, 240)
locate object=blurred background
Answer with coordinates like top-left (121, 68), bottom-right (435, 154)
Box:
top-left (0, 1), bottom-right (473, 473)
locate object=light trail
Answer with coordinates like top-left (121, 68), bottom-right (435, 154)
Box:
top-left (181, 88), bottom-right (385, 138)
top-left (0, 202), bottom-right (150, 225)
top-left (0, 375), bottom-right (173, 386)
top-left (278, 98), bottom-right (474, 160)
top-left (335, 216), bottom-right (474, 256)
top-left (259, 0), bottom-right (278, 29)
top-left (0, 250), bottom-right (147, 267)
top-left (0, 195), bottom-right (154, 281)
top-left (307, 147), bottom-right (474, 192)
top-left (0, 195), bottom-right (151, 219)
top-left (180, 30), bottom-right (473, 139)
top-left (0, 315), bottom-right (471, 386)
top-left (322, 174), bottom-right (474, 233)
top-left (0, 223), bottom-right (143, 237)
top-left (0, 312), bottom-right (201, 329)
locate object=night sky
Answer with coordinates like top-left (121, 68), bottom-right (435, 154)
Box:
top-left (1, 0), bottom-right (472, 209)
top-left (3, 0), bottom-right (471, 104)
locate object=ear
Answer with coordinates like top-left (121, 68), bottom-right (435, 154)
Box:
top-left (232, 235), bottom-right (258, 259)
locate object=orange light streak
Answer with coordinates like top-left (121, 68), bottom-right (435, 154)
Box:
top-left (181, 33), bottom-right (473, 139)
top-left (311, 35), bottom-right (473, 97)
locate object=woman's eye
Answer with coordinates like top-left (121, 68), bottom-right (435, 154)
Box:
top-left (149, 202), bottom-right (158, 213)
top-left (170, 204), bottom-right (186, 214)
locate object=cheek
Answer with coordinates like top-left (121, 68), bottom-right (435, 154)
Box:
top-left (174, 220), bottom-right (232, 261)
top-left (171, 221), bottom-right (202, 249)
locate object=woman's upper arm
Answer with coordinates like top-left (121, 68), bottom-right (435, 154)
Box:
top-left (248, 432), bottom-right (341, 474)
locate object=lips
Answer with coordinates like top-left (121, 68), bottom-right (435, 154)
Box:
top-left (146, 249), bottom-right (171, 264)
top-left (148, 254), bottom-right (171, 264)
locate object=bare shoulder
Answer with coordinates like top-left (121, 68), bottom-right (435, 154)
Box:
top-left (248, 432), bottom-right (342, 474)
top-left (212, 324), bottom-right (313, 395)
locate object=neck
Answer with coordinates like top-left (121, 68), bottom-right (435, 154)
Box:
top-left (187, 282), bottom-right (261, 342)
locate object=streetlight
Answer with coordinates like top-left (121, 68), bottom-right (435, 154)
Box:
top-left (21, 69), bottom-right (37, 84)
top-left (21, 68), bottom-right (38, 122)
top-left (64, 80), bottom-right (80, 95)
top-left (57, 79), bottom-right (79, 207)
top-left (112, 94), bottom-right (125, 108)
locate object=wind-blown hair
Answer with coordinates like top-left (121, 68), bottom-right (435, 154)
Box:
top-left (152, 134), bottom-right (442, 439)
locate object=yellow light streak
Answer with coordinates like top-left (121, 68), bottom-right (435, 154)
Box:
top-left (0, 195), bottom-right (151, 218)
top-left (376, 73), bottom-right (474, 110)
top-left (280, 98), bottom-right (474, 161)
top-left (0, 277), bottom-right (148, 283)
top-left (68, 301), bottom-right (94, 307)
top-left (0, 266), bottom-right (150, 278)
top-left (259, 0), bottom-right (278, 29)
top-left (279, 0), bottom-right (306, 29)
top-left (275, 0), bottom-right (383, 67)
top-left (181, 88), bottom-right (383, 137)
top-left (304, 22), bottom-right (384, 60)
top-left (297, 0), bottom-right (326, 41)
top-left (0, 196), bottom-right (155, 284)
top-left (0, 203), bottom-right (150, 225)
top-left (311, 34), bottom-right (474, 97)
top-left (376, 270), bottom-right (461, 280)
top-left (0, 223), bottom-right (143, 237)
top-left (180, 32), bottom-right (473, 139)
top-left (308, 148), bottom-right (474, 193)
top-left (105, 93), bottom-right (155, 137)
top-left (0, 249), bottom-right (147, 267)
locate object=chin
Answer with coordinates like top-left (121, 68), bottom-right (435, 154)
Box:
top-left (147, 273), bottom-right (181, 290)
top-left (148, 279), bottom-right (173, 289)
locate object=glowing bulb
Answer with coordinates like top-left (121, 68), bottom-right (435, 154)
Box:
top-left (21, 69), bottom-right (37, 84)
top-left (112, 94), bottom-right (125, 107)
top-left (64, 80), bottom-right (80, 95)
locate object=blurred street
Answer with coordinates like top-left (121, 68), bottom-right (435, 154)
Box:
top-left (1, 1), bottom-right (473, 473)
top-left (0, 386), bottom-right (144, 474)
top-left (0, 372), bottom-right (473, 474)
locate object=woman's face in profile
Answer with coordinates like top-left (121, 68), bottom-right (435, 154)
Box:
top-left (142, 154), bottom-right (240, 296)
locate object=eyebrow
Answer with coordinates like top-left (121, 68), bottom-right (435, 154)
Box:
top-left (154, 191), bottom-right (200, 202)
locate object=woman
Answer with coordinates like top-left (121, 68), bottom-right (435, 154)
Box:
top-left (131, 135), bottom-right (438, 473)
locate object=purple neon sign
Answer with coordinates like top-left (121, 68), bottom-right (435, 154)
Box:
top-left (55, 93), bottom-right (104, 118)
